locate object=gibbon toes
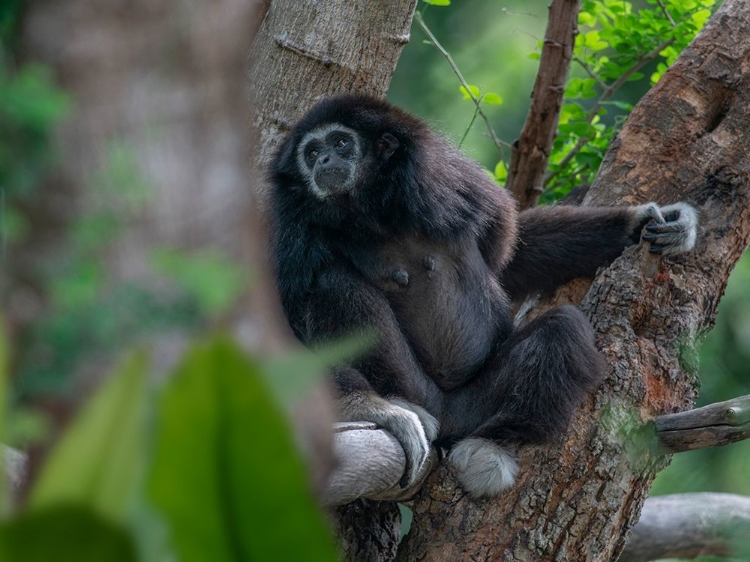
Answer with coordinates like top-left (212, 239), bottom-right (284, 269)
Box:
top-left (449, 437), bottom-right (518, 499)
top-left (379, 399), bottom-right (437, 488)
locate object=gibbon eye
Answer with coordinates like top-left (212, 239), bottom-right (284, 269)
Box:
top-left (335, 138), bottom-right (348, 149)
top-left (308, 148), bottom-right (319, 160)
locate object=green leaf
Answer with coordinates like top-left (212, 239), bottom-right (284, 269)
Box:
top-left (583, 30), bottom-right (608, 51)
top-left (482, 92), bottom-right (503, 105)
top-left (263, 333), bottom-right (373, 404)
top-left (27, 352), bottom-right (148, 521)
top-left (494, 160), bottom-right (508, 183)
top-left (151, 248), bottom-right (248, 316)
top-left (527, 52), bottom-right (541, 61)
top-left (148, 337), bottom-right (337, 562)
top-left (0, 506), bottom-right (136, 562)
top-left (578, 11), bottom-right (596, 27)
top-left (691, 8), bottom-right (711, 27)
top-left (422, 0), bottom-right (450, 5)
top-left (459, 84), bottom-right (480, 100)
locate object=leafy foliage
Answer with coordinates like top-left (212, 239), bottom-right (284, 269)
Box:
top-left (541, 0), bottom-right (717, 202)
top-left (0, 332), bottom-right (338, 561)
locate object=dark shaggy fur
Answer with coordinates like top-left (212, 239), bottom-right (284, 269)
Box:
top-left (269, 95), bottom-right (695, 493)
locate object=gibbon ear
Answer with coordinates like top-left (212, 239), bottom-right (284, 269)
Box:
top-left (377, 132), bottom-right (400, 160)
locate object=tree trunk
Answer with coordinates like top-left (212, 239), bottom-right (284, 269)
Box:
top-left (246, 1), bottom-right (419, 554)
top-left (399, 1), bottom-right (750, 560)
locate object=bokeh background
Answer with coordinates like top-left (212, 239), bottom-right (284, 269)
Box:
top-left (1, 0), bottom-right (747, 555)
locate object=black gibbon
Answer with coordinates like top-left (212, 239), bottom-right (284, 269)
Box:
top-left (269, 94), bottom-right (698, 498)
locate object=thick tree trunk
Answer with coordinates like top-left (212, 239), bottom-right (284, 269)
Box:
top-left (399, 1), bottom-right (750, 560)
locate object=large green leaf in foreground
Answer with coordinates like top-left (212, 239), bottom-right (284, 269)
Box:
top-left (27, 352), bottom-right (148, 520)
top-left (148, 337), bottom-right (337, 562)
top-left (0, 506), bottom-right (135, 562)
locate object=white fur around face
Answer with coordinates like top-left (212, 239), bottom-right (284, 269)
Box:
top-left (295, 124), bottom-right (361, 200)
top-left (450, 437), bottom-right (518, 499)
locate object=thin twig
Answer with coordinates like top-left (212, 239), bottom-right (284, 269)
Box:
top-left (415, 12), bottom-right (505, 159)
top-left (656, 0), bottom-right (677, 27)
top-left (544, 137), bottom-right (588, 185)
top-left (546, 38), bottom-right (676, 187)
top-left (459, 107), bottom-right (480, 148)
top-left (573, 55), bottom-right (607, 89)
top-left (587, 38), bottom-right (675, 124)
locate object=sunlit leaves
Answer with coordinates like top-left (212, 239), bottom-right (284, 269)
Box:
top-left (483, 92), bottom-right (503, 105)
top-left (494, 160), bottom-right (508, 184)
top-left (422, 0), bottom-right (450, 5)
top-left (459, 84), bottom-right (480, 100)
top-left (541, 0), bottom-right (717, 201)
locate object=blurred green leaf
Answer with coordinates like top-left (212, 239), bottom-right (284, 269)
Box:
top-left (422, 0), bottom-right (450, 5)
top-left (263, 332), bottom-right (374, 403)
top-left (93, 140), bottom-right (153, 211)
top-left (0, 506), bottom-right (136, 562)
top-left (5, 408), bottom-right (50, 448)
top-left (151, 248), bottom-right (248, 316)
top-left (482, 92), bottom-right (503, 105)
top-left (494, 160), bottom-right (508, 183)
top-left (148, 337), bottom-right (337, 562)
top-left (27, 352), bottom-right (148, 521)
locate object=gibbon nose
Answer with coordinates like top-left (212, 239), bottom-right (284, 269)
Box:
top-left (319, 154), bottom-right (331, 165)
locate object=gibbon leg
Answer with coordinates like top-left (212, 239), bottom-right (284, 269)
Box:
top-left (444, 305), bottom-right (606, 498)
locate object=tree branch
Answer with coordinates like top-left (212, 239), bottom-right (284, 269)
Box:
top-left (322, 422), bottom-right (436, 506)
top-left (506, 0), bottom-right (580, 209)
top-left (322, 394), bottom-right (750, 506)
top-left (620, 493), bottom-right (750, 562)
top-left (656, 394), bottom-right (750, 454)
top-left (414, 12), bottom-right (505, 159)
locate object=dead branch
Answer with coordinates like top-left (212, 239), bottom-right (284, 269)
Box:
top-left (656, 394), bottom-right (750, 454)
top-left (620, 493), bottom-right (750, 562)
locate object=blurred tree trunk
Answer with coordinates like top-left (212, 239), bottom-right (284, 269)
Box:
top-left (14, 0), bottom-right (267, 359)
top-left (11, 0), bottom-right (266, 488)
top-left (399, 1), bottom-right (750, 560)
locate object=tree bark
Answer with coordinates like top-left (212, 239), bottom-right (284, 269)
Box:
top-left (399, 1), bottom-right (750, 560)
top-left (619, 493), bottom-right (750, 562)
top-left (506, 0), bottom-right (580, 210)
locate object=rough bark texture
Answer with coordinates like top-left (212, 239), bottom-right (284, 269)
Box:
top-left (657, 393), bottom-right (750, 453)
top-left (399, 1), bottom-right (750, 560)
top-left (332, 500), bottom-right (403, 562)
top-left (506, 0), bottom-right (580, 210)
top-left (620, 493), bottom-right (750, 562)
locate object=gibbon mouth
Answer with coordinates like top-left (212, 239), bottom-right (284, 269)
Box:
top-left (315, 167), bottom-right (351, 191)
